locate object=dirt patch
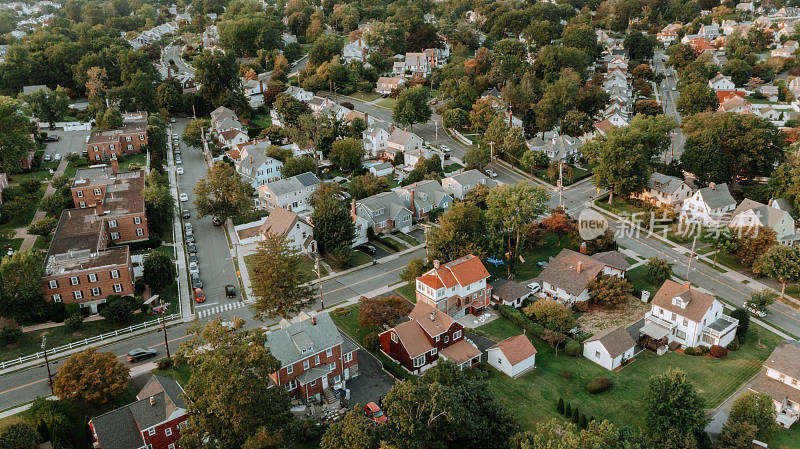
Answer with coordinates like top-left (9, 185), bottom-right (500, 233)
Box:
top-left (576, 295), bottom-right (650, 334)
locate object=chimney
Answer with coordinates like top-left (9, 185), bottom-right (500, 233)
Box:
top-left (109, 158), bottom-right (119, 174)
top-left (250, 156), bottom-right (253, 164)
top-left (709, 182), bottom-right (716, 190)
top-left (577, 260), bottom-right (583, 273)
top-left (408, 188), bottom-right (415, 214)
top-left (390, 123), bottom-right (395, 133)
top-left (429, 311), bottom-right (435, 321)
top-left (311, 316), bottom-right (317, 325)
top-left (95, 199), bottom-right (104, 215)
top-left (684, 281), bottom-right (692, 289)
top-left (433, 259), bottom-right (440, 269)
top-left (364, 112), bottom-right (368, 124)
top-left (768, 198), bottom-right (773, 207)
top-left (149, 396), bottom-right (156, 406)
top-left (579, 242), bottom-right (587, 254)
top-left (351, 199), bottom-right (356, 216)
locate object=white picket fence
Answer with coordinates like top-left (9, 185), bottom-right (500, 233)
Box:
top-left (0, 313), bottom-right (181, 370)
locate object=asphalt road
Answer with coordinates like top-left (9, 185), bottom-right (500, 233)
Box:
top-left (653, 51), bottom-right (686, 162)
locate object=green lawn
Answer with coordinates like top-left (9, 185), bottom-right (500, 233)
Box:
top-left (627, 265), bottom-right (664, 296)
top-left (394, 284), bottom-right (416, 302)
top-left (0, 237), bottom-right (23, 254)
top-left (443, 163), bottom-right (464, 173)
top-left (390, 231), bottom-right (419, 246)
top-left (477, 316), bottom-right (781, 429)
top-left (346, 250), bottom-right (373, 269)
top-left (120, 153), bottom-right (147, 172)
top-left (153, 363), bottom-right (191, 385)
top-left (348, 91), bottom-right (382, 102)
top-left (371, 235), bottom-right (407, 253)
top-left (243, 253), bottom-right (326, 283)
top-left (487, 232), bottom-right (574, 282)
top-left (594, 197), bottom-right (648, 217)
top-left (715, 251), bottom-right (745, 271)
top-left (767, 425), bottom-right (800, 448)
top-left (0, 186), bottom-right (45, 234)
top-left (250, 114), bottom-right (272, 128)
top-left (134, 245), bottom-right (176, 260)
top-left (376, 98), bottom-right (396, 109)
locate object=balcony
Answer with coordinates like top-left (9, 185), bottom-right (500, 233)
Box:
top-left (645, 312), bottom-right (676, 330)
top-left (703, 315), bottom-right (738, 339)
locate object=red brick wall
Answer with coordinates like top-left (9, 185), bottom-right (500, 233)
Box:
top-left (42, 260), bottom-right (134, 305)
top-left (277, 345), bottom-right (343, 398)
top-left (71, 185), bottom-right (107, 208)
top-left (141, 415), bottom-right (188, 449)
top-left (104, 213), bottom-right (149, 244)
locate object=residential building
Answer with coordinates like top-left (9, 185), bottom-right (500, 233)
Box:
top-left (534, 249), bottom-right (629, 306)
top-left (699, 22), bottom-right (720, 39)
top-left (709, 72), bottom-right (736, 91)
top-left (441, 169), bottom-right (497, 200)
top-left (342, 38), bottom-right (370, 63)
top-left (218, 128), bottom-right (249, 149)
top-left (379, 302), bottom-right (481, 374)
top-left (86, 123), bottom-right (148, 161)
top-left (717, 95), bottom-right (753, 114)
top-left (415, 255), bottom-right (492, 318)
top-left (490, 279), bottom-right (530, 308)
top-left (355, 191), bottom-right (413, 233)
top-left (632, 172), bottom-right (694, 209)
top-left (386, 127), bottom-right (423, 156)
top-left (236, 150), bottom-right (283, 188)
top-left (363, 126), bottom-right (390, 158)
top-left (748, 340), bottom-right (800, 428)
top-left (258, 208), bottom-right (316, 254)
top-left (583, 326), bottom-right (636, 371)
top-left (606, 57), bottom-right (629, 71)
top-left (348, 200), bottom-right (370, 247)
top-left (266, 312), bottom-right (358, 403)
top-left (394, 180), bottom-right (453, 219)
top-left (487, 334), bottom-right (537, 378)
top-left (376, 76), bottom-right (405, 95)
top-left (403, 52), bottom-right (431, 76)
top-left (210, 106), bottom-right (242, 133)
top-left (257, 172), bottom-right (320, 212)
top-left (368, 162), bottom-right (394, 178)
top-left (729, 198), bottom-right (799, 245)
top-left (526, 134), bottom-right (583, 162)
top-left (771, 40), bottom-right (799, 58)
top-left (679, 182), bottom-right (737, 226)
top-left (89, 375), bottom-right (188, 449)
top-left (640, 280), bottom-right (739, 348)
top-left (285, 85), bottom-right (313, 102)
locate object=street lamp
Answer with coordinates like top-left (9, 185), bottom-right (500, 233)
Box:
top-left (41, 336), bottom-right (53, 394)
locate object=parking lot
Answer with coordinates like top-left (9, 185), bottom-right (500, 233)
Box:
top-left (345, 348), bottom-right (395, 406)
top-left (40, 128), bottom-right (90, 158)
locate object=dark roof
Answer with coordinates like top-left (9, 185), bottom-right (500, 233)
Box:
top-left (535, 249), bottom-right (604, 296)
top-left (650, 280), bottom-right (717, 323)
top-left (585, 326), bottom-right (636, 358)
top-left (491, 279), bottom-right (530, 302)
top-left (591, 251), bottom-right (631, 270)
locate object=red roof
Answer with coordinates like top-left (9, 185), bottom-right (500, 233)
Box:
top-left (226, 149), bottom-right (242, 160)
top-left (716, 90), bottom-right (745, 103)
top-left (417, 255), bottom-right (490, 290)
top-left (490, 335), bottom-right (537, 365)
top-left (688, 38), bottom-right (714, 52)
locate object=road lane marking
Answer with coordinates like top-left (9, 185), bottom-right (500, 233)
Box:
top-left (0, 378), bottom-right (48, 396)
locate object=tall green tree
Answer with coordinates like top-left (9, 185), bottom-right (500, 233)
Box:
top-left (156, 78), bottom-right (184, 113)
top-left (194, 161), bottom-right (255, 221)
top-left (194, 50), bottom-right (241, 106)
top-left (143, 250), bottom-right (176, 294)
top-left (183, 118), bottom-right (210, 149)
top-left (311, 184), bottom-right (356, 263)
top-left (644, 368), bottom-right (708, 446)
top-left (754, 245), bottom-right (800, 298)
top-left (428, 202), bottom-right (488, 262)
top-left (676, 83), bottom-right (718, 116)
top-left (726, 391), bottom-right (778, 440)
top-left (249, 234), bottom-right (316, 320)
top-left (329, 138), bottom-right (365, 173)
top-left (0, 96), bottom-right (35, 174)
top-left (23, 86), bottom-right (70, 129)
top-left (583, 126), bottom-right (651, 204)
top-left (0, 250), bottom-right (46, 323)
top-left (320, 406), bottom-right (381, 449)
top-left (393, 85), bottom-right (431, 129)
top-left (52, 348), bottom-right (129, 411)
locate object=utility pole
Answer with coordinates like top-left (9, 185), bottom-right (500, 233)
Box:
top-left (159, 297), bottom-right (170, 359)
top-left (41, 336), bottom-right (53, 394)
top-left (685, 235), bottom-right (697, 281)
top-left (314, 256), bottom-right (324, 310)
top-left (558, 162), bottom-right (564, 209)
top-left (489, 141), bottom-right (494, 162)
top-left (434, 120), bottom-right (438, 144)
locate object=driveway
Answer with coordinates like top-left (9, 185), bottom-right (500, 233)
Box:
top-left (41, 128), bottom-right (90, 157)
top-left (346, 348), bottom-right (396, 406)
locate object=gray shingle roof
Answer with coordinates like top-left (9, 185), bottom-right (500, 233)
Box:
top-left (585, 326), bottom-right (635, 358)
top-left (444, 169), bottom-right (495, 188)
top-left (698, 183), bottom-right (736, 210)
top-left (357, 191), bottom-right (410, 223)
top-left (396, 180), bottom-right (451, 211)
top-left (648, 172), bottom-right (688, 195)
top-left (296, 366), bottom-right (331, 384)
top-left (266, 312), bottom-right (343, 366)
top-left (266, 172), bottom-right (319, 196)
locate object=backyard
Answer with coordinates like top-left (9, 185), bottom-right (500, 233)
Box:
top-left (486, 232), bottom-right (577, 282)
top-left (476, 316), bottom-right (781, 429)
top-left (627, 265), bottom-right (664, 296)
top-left (243, 253), bottom-right (327, 283)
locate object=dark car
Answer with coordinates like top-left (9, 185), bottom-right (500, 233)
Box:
top-left (225, 284), bottom-right (237, 298)
top-left (126, 348), bottom-right (157, 362)
top-left (187, 243), bottom-right (197, 254)
top-left (212, 217), bottom-right (223, 226)
top-left (192, 274), bottom-right (203, 289)
top-left (42, 135), bottom-right (60, 142)
top-left (356, 243), bottom-right (377, 256)
top-left (188, 254), bottom-right (198, 264)
top-left (185, 234), bottom-right (195, 244)
top-left (182, 210), bottom-right (190, 219)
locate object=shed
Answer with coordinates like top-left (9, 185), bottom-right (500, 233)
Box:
top-left (583, 326), bottom-right (636, 371)
top-left (487, 335), bottom-right (537, 378)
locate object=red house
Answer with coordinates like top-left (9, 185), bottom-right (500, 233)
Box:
top-left (379, 302), bottom-right (482, 375)
top-left (88, 375), bottom-right (188, 449)
top-left (415, 255), bottom-right (492, 318)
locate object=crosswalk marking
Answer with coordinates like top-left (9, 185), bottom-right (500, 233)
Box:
top-left (197, 299), bottom-right (254, 319)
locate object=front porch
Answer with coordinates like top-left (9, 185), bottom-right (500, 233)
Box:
top-left (778, 399), bottom-right (800, 428)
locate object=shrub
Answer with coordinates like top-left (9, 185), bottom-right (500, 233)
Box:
top-left (156, 357), bottom-right (173, 369)
top-left (727, 339), bottom-right (741, 351)
top-left (330, 307), bottom-right (350, 317)
top-left (696, 345), bottom-right (710, 356)
top-left (571, 406), bottom-right (580, 423)
top-left (709, 345), bottom-right (728, 358)
top-left (586, 377), bottom-right (612, 394)
top-left (565, 403), bottom-right (572, 418)
top-left (362, 332), bottom-right (379, 351)
top-left (578, 413), bottom-right (587, 429)
top-left (134, 278), bottom-right (146, 296)
top-left (100, 295), bottom-right (136, 324)
top-left (561, 370), bottom-right (573, 380)
top-left (80, 306), bottom-right (91, 317)
top-left (684, 347), bottom-right (697, 356)
top-left (523, 299), bottom-right (575, 332)
top-left (65, 303), bottom-right (80, 317)
top-left (140, 303), bottom-right (151, 314)
top-left (731, 308), bottom-right (749, 344)
top-left (65, 314), bottom-right (83, 331)
top-left (20, 178), bottom-right (40, 194)
top-left (47, 302), bottom-right (67, 322)
top-left (565, 340), bottom-right (582, 357)
top-left (557, 398), bottom-right (565, 415)
top-left (0, 325), bottom-right (22, 344)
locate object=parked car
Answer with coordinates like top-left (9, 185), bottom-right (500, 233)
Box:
top-left (176, 167), bottom-right (184, 175)
top-left (43, 154), bottom-right (52, 162)
top-left (364, 402), bottom-right (387, 423)
top-left (175, 158), bottom-right (183, 165)
top-left (188, 254), bottom-right (198, 265)
top-left (527, 282), bottom-right (541, 294)
top-left (485, 168), bottom-right (497, 178)
top-left (185, 222), bottom-right (192, 232)
top-left (193, 288), bottom-right (206, 303)
top-left (172, 133), bottom-right (178, 139)
top-left (440, 145), bottom-right (452, 152)
top-left (180, 193), bottom-right (189, 202)
top-left (212, 217), bottom-right (223, 226)
top-left (126, 348), bottom-right (157, 362)
top-left (192, 273), bottom-right (203, 289)
top-left (189, 261), bottom-right (199, 275)
top-left (54, 153), bottom-right (62, 161)
top-left (182, 210), bottom-right (190, 219)
top-left (356, 243), bottom-right (377, 256)
top-left (225, 284), bottom-right (237, 298)
top-left (170, 117), bottom-right (176, 123)
top-left (43, 135), bottom-right (60, 142)
top-left (187, 243), bottom-right (197, 254)
top-left (185, 234), bottom-right (195, 244)
top-left (744, 301), bottom-right (767, 317)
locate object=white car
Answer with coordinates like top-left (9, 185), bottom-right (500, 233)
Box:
top-left (440, 145), bottom-right (452, 153)
top-left (744, 301), bottom-right (767, 317)
top-left (189, 261), bottom-right (200, 275)
top-left (54, 153), bottom-right (62, 161)
top-left (485, 168), bottom-right (498, 178)
top-left (176, 158), bottom-right (183, 165)
top-left (180, 193), bottom-right (189, 202)
top-left (527, 282), bottom-right (541, 294)
top-left (176, 167), bottom-right (184, 175)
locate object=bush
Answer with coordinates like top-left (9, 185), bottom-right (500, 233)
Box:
top-left (727, 339), bottom-right (741, 351)
top-left (47, 301), bottom-right (67, 322)
top-left (120, 237), bottom-right (162, 252)
top-left (330, 307), bottom-right (350, 317)
top-left (565, 403), bottom-right (572, 418)
top-left (565, 340), bottom-right (582, 357)
top-left (65, 314), bottom-right (83, 331)
top-left (100, 295), bottom-right (136, 324)
top-left (65, 303), bottom-right (80, 317)
top-left (156, 357), bottom-right (173, 369)
top-left (134, 278), bottom-right (146, 296)
top-left (684, 346), bottom-right (696, 356)
top-left (571, 406), bottom-right (580, 423)
top-left (80, 306), bottom-right (91, 317)
top-left (557, 397), bottom-right (565, 414)
top-left (561, 370), bottom-right (573, 380)
top-left (696, 345), bottom-right (709, 356)
top-left (586, 377), bottom-right (612, 394)
top-left (523, 299), bottom-right (574, 332)
top-left (362, 331), bottom-right (379, 351)
top-left (709, 345), bottom-right (728, 358)
top-left (731, 308), bottom-right (749, 344)
top-left (578, 413), bottom-right (587, 429)
top-left (20, 178), bottom-right (41, 194)
top-left (140, 303), bottom-right (151, 314)
top-left (0, 325), bottom-right (22, 344)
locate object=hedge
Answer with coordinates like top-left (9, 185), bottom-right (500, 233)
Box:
top-left (119, 237), bottom-right (163, 252)
top-left (586, 377), bottom-right (612, 394)
top-left (498, 305), bottom-right (579, 347)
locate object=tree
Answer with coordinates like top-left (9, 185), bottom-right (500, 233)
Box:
top-left (644, 368), bottom-right (708, 444)
top-left (52, 348), bottom-right (129, 409)
top-left (0, 250), bottom-right (46, 323)
top-left (442, 107), bottom-right (469, 129)
top-left (143, 250), bottom-right (176, 293)
top-left (28, 397), bottom-right (78, 449)
top-left (541, 210), bottom-right (573, 246)
top-left (541, 329), bottom-right (567, 356)
top-left (350, 173), bottom-right (389, 200)
top-left (311, 183), bottom-right (356, 263)
top-left (634, 99), bottom-right (663, 116)
top-left (157, 78), bottom-right (184, 113)
top-left (646, 258), bottom-right (672, 286)
top-left (731, 308), bottom-right (750, 344)
top-left (39, 191), bottom-right (72, 217)
top-left (510, 419), bottom-right (580, 449)
top-left (583, 125), bottom-right (652, 204)
top-left (281, 156), bottom-right (318, 178)
top-left (249, 234), bottom-right (315, 320)
top-left (100, 295), bottom-right (137, 324)
top-left (703, 227), bottom-right (737, 264)
top-left (176, 319), bottom-right (292, 449)
top-left (308, 34), bottom-right (344, 66)
top-left (754, 245), bottom-right (800, 298)
top-left (23, 86), bottom-right (70, 129)
top-left (393, 85), bottom-right (431, 129)
top-left (27, 216), bottom-right (58, 237)
top-left (427, 202), bottom-right (489, 262)
top-left (358, 295), bottom-right (412, 329)
top-left (524, 299), bottom-right (575, 332)
top-left (736, 227), bottom-right (777, 267)
top-left (218, 16), bottom-right (282, 57)
top-left (727, 391), bottom-right (778, 440)
top-left (194, 161), bottom-right (255, 221)
top-left (330, 138), bottom-right (365, 173)
top-left (274, 93), bottom-right (311, 127)
top-left (676, 83), bottom-right (718, 116)
top-left (623, 33), bottom-right (655, 62)
top-left (0, 96), bottom-right (35, 174)
top-left (744, 290), bottom-right (777, 315)
top-left (320, 406), bottom-right (381, 449)
top-left (521, 150), bottom-right (550, 174)
top-left (96, 107), bottom-right (123, 130)
top-left (401, 257), bottom-right (427, 287)
top-left (588, 275), bottom-right (633, 306)
top-left (194, 50), bottom-right (241, 106)
top-left (144, 171), bottom-right (175, 237)
top-left (718, 420), bottom-right (758, 449)
top-left (0, 422), bottom-right (38, 449)
top-left (562, 110), bottom-right (593, 137)
top-left (464, 145), bottom-right (490, 170)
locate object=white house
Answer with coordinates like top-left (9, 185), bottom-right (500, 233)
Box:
top-left (487, 335), bottom-right (537, 378)
top-left (236, 149), bottom-right (283, 188)
top-left (679, 182), bottom-right (737, 226)
top-left (386, 128), bottom-right (423, 156)
top-left (376, 76), bottom-right (405, 95)
top-left (368, 162), bottom-right (394, 178)
top-left (729, 198), bottom-right (799, 246)
top-left (583, 326), bottom-right (636, 371)
top-left (632, 172), bottom-right (694, 209)
top-left (286, 86), bottom-right (313, 103)
top-left (349, 200), bottom-right (369, 247)
top-left (640, 280), bottom-right (739, 349)
top-left (748, 340), bottom-right (800, 428)
top-left (363, 127), bottom-right (390, 158)
top-left (490, 279), bottom-right (530, 308)
top-left (441, 169), bottom-right (496, 200)
top-left (403, 52), bottom-right (430, 76)
top-left (607, 57), bottom-right (628, 71)
top-left (257, 172), bottom-right (320, 212)
top-left (534, 249), bottom-right (629, 306)
top-left (210, 106), bottom-right (241, 133)
top-left (709, 72), bottom-right (736, 91)
top-left (342, 38), bottom-right (370, 63)
top-left (258, 208), bottom-right (316, 254)
top-left (218, 129), bottom-right (249, 149)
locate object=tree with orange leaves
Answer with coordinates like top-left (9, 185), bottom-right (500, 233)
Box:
top-left (52, 347), bottom-right (129, 409)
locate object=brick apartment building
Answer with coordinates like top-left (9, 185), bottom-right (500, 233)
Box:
top-left (42, 166), bottom-right (147, 312)
top-left (266, 312), bottom-right (358, 403)
top-left (86, 123), bottom-right (148, 161)
top-left (89, 375), bottom-right (188, 449)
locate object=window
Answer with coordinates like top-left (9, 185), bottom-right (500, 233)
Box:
top-left (134, 216), bottom-right (141, 224)
top-left (79, 201), bottom-right (85, 208)
top-left (675, 329), bottom-right (687, 340)
top-left (70, 277), bottom-right (79, 286)
top-left (671, 313), bottom-right (676, 321)
top-left (169, 445), bottom-right (175, 449)
top-left (94, 155), bottom-right (100, 161)
top-left (309, 379), bottom-right (316, 387)
top-left (136, 228), bottom-right (144, 237)
top-left (391, 332), bottom-right (398, 343)
top-left (76, 190), bottom-right (84, 198)
top-left (93, 145), bottom-right (98, 151)
top-left (110, 269), bottom-right (119, 279)
top-left (111, 232), bottom-right (120, 240)
top-left (444, 336), bottom-right (449, 344)
top-left (91, 287), bottom-right (101, 297)
top-left (329, 362), bottom-right (336, 371)
top-left (49, 280), bottom-right (58, 289)
top-left (682, 318), bottom-right (688, 326)
top-left (93, 188), bottom-right (101, 196)
top-left (73, 291), bottom-right (83, 300)
top-left (430, 348), bottom-right (437, 355)
top-left (595, 350), bottom-right (601, 359)
top-left (453, 330), bottom-right (462, 340)
top-left (326, 348), bottom-right (333, 358)
top-left (314, 355), bottom-right (320, 365)
top-left (113, 284), bottom-right (123, 293)
top-left (435, 335), bottom-right (439, 342)
top-left (125, 135), bottom-right (132, 142)
top-left (88, 273), bottom-right (97, 283)
top-left (413, 356), bottom-right (425, 367)
top-left (127, 144), bottom-right (133, 151)
top-left (285, 379), bottom-right (297, 390)
top-left (286, 365), bottom-right (293, 374)
top-left (52, 294), bottom-right (61, 302)
top-left (343, 352), bottom-right (353, 363)
top-left (334, 375), bottom-right (341, 383)
top-left (108, 220), bottom-right (118, 228)
top-left (139, 134), bottom-right (145, 140)
top-left (109, 144), bottom-right (115, 150)
top-left (148, 428), bottom-right (156, 436)
top-left (303, 360), bottom-right (310, 370)
top-left (165, 428), bottom-right (172, 437)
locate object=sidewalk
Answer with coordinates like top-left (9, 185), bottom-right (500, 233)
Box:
top-left (14, 158), bottom-right (69, 251)
top-left (166, 130), bottom-right (192, 320)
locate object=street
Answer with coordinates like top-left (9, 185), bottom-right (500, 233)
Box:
top-left (653, 50), bottom-right (686, 162)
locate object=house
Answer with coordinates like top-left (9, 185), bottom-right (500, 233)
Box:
top-left (379, 302), bottom-right (482, 374)
top-left (709, 72), bottom-right (736, 91)
top-left (266, 312), bottom-right (358, 403)
top-left (632, 172), bottom-right (694, 209)
top-left (488, 335), bottom-right (537, 378)
top-left (258, 208), bottom-right (316, 254)
top-left (534, 249), bottom-right (628, 306)
top-left (257, 172), bottom-right (319, 212)
top-left (490, 279), bottom-right (530, 308)
top-left (355, 191), bottom-right (413, 233)
top-left (526, 134), bottom-right (583, 162)
top-left (607, 57), bottom-right (628, 71)
top-left (368, 162), bottom-right (394, 178)
top-left (88, 375), bottom-right (188, 449)
top-left (680, 182), bottom-right (737, 226)
top-left (769, 197), bottom-right (793, 214)
top-left (736, 2), bottom-right (754, 11)
top-left (718, 95), bottom-right (753, 114)
top-left (583, 326), bottom-right (636, 371)
top-left (394, 180), bottom-right (453, 219)
top-left (594, 119), bottom-right (617, 137)
top-left (236, 150), bottom-right (283, 188)
top-left (363, 126), bottom-right (390, 157)
top-left (376, 76), bottom-right (405, 95)
top-left (307, 96), bottom-right (336, 114)
top-left (403, 52), bottom-right (431, 76)
top-left (342, 38), bottom-right (370, 63)
top-left (210, 106), bottom-right (241, 133)
top-left (286, 85), bottom-right (313, 102)
top-left (772, 40), bottom-right (799, 58)
top-left (86, 123), bottom-right (148, 161)
top-left (441, 169), bottom-right (497, 200)
top-left (640, 280), bottom-right (738, 348)
top-left (748, 340), bottom-right (800, 428)
top-left (218, 128), bottom-right (249, 149)
top-left (758, 105), bottom-right (783, 121)
top-left (699, 23), bottom-right (720, 40)
top-left (415, 255), bottom-right (492, 318)
top-left (386, 127), bottom-right (423, 156)
top-left (729, 198), bottom-right (799, 245)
